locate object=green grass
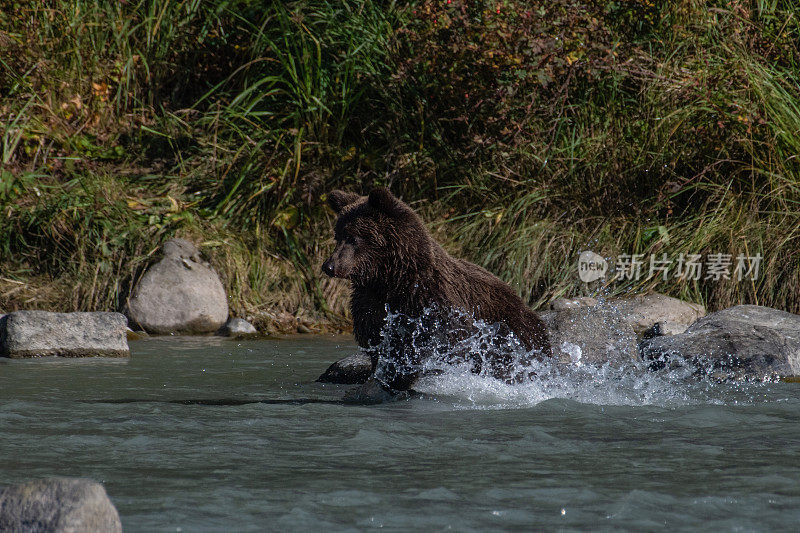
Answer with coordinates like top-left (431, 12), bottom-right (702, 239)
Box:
top-left (1, 0), bottom-right (800, 329)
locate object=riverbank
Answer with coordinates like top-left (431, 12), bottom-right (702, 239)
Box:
top-left (2, 1), bottom-right (799, 326)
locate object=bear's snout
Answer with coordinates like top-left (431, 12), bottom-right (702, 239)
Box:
top-left (322, 258), bottom-right (336, 277)
top-left (323, 243), bottom-right (355, 278)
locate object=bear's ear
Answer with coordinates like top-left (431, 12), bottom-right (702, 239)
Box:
top-left (327, 190), bottom-right (361, 213)
top-left (367, 187), bottom-right (407, 218)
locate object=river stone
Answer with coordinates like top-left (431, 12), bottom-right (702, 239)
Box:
top-left (126, 327), bottom-right (148, 341)
top-left (611, 293), bottom-right (705, 335)
top-left (342, 377), bottom-right (410, 404)
top-left (126, 238), bottom-right (228, 334)
top-left (540, 306), bottom-right (638, 366)
top-left (0, 311), bottom-right (129, 358)
top-left (318, 352), bottom-right (373, 384)
top-left (642, 320), bottom-right (689, 339)
top-left (640, 305), bottom-right (800, 379)
top-left (217, 318), bottom-right (258, 337)
top-left (0, 478), bottom-right (122, 533)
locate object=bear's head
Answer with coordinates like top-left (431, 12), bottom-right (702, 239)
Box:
top-left (322, 188), bottom-right (431, 285)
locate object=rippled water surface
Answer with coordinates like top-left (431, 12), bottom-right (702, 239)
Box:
top-left (2, 336), bottom-right (800, 531)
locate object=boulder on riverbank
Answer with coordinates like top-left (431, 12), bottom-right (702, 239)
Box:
top-left (540, 306), bottom-right (639, 366)
top-left (0, 311), bottom-right (129, 358)
top-left (0, 478), bottom-right (122, 533)
top-left (318, 352), bottom-right (373, 384)
top-left (610, 292), bottom-right (706, 335)
top-left (539, 293), bottom-right (704, 367)
top-left (126, 238), bottom-right (229, 334)
top-left (640, 305), bottom-right (800, 379)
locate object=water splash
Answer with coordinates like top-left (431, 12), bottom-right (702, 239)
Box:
top-left (370, 305), bottom-right (776, 409)
top-left (369, 305), bottom-right (546, 389)
top-left (413, 358), bottom-right (701, 409)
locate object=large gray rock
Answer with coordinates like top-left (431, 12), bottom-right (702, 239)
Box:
top-left (318, 352), bottom-right (373, 384)
top-left (611, 293), bottom-right (705, 335)
top-left (0, 478), bottom-right (122, 533)
top-left (0, 311), bottom-right (129, 358)
top-left (640, 305), bottom-right (800, 379)
top-left (126, 238), bottom-right (228, 334)
top-left (540, 306), bottom-right (639, 366)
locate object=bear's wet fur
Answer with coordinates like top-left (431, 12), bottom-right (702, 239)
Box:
top-left (323, 188), bottom-right (551, 390)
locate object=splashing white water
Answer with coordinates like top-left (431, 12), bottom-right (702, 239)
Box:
top-left (413, 358), bottom-right (702, 409)
top-left (370, 305), bottom-right (770, 409)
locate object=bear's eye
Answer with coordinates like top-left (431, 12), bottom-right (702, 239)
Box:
top-left (344, 235), bottom-right (361, 246)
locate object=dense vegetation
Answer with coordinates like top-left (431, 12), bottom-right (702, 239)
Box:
top-left (1, 0), bottom-right (799, 331)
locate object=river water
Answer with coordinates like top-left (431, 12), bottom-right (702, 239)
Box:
top-left (1, 335), bottom-right (799, 531)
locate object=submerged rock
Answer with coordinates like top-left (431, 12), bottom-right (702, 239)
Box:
top-left (612, 293), bottom-right (705, 335)
top-left (540, 306), bottom-right (638, 366)
top-left (217, 318), bottom-right (258, 337)
top-left (640, 305), bottom-right (800, 379)
top-left (0, 477), bottom-right (122, 532)
top-left (126, 238), bottom-right (228, 334)
top-left (0, 311), bottom-right (129, 358)
top-left (342, 377), bottom-right (410, 404)
top-left (318, 352), bottom-right (373, 384)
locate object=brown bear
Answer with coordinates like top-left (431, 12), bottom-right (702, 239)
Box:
top-left (322, 187), bottom-right (551, 391)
